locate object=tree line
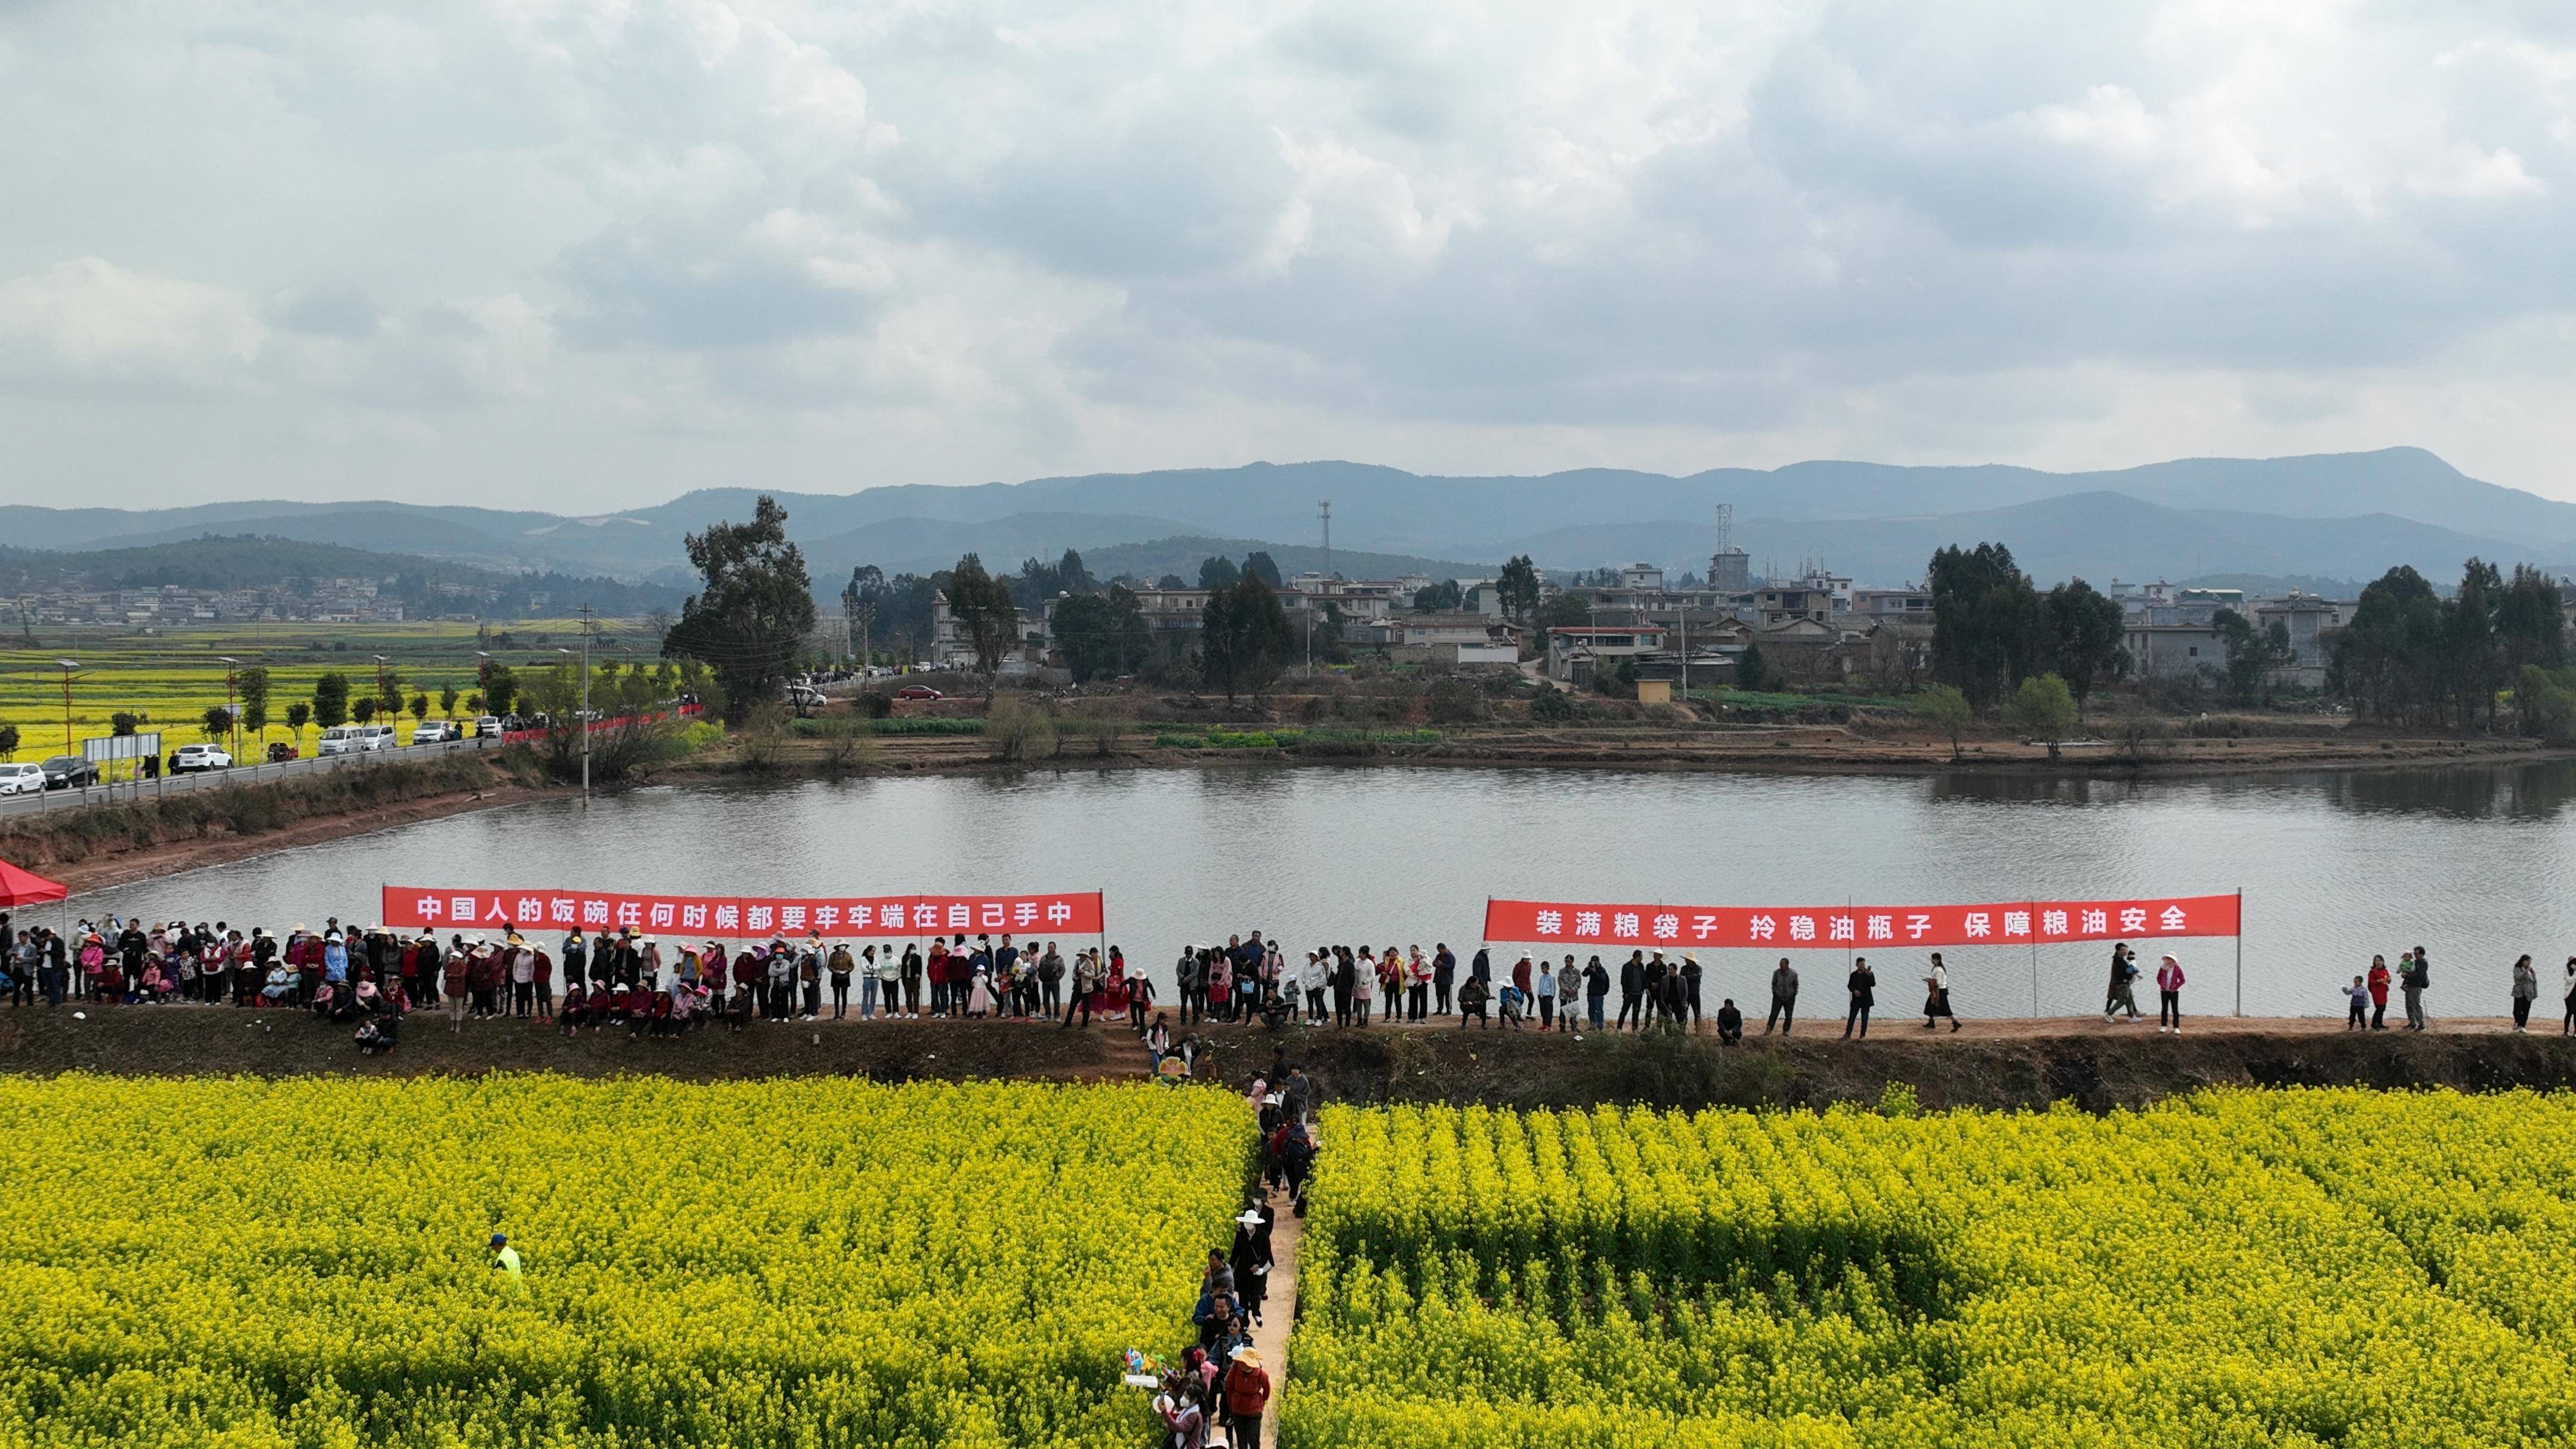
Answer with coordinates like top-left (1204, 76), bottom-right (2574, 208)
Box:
top-left (2330, 560), bottom-right (2568, 735)
top-left (1924, 537), bottom-right (2575, 739)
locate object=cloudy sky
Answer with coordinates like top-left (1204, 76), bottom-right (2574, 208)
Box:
top-left (4, 0), bottom-right (2573, 513)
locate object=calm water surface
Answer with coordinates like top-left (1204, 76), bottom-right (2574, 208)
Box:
top-left (58, 763), bottom-right (2576, 1019)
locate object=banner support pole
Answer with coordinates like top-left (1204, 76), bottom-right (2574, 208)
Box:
top-left (2234, 887), bottom-right (2244, 1018)
top-left (2029, 897), bottom-right (2039, 1019)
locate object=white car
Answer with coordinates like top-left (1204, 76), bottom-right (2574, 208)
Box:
top-left (0, 762), bottom-right (44, 796)
top-left (476, 715), bottom-right (503, 738)
top-left (171, 744), bottom-right (232, 773)
top-left (412, 722), bottom-right (458, 744)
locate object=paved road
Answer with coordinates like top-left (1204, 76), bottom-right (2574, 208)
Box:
top-left (0, 734), bottom-right (499, 818)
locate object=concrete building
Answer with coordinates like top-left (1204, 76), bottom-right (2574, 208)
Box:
top-left (2124, 622), bottom-right (2226, 679)
top-left (1852, 587), bottom-right (1932, 621)
top-left (1545, 624), bottom-right (1669, 686)
top-left (2252, 594), bottom-right (2343, 668)
top-left (1708, 547), bottom-right (1753, 594)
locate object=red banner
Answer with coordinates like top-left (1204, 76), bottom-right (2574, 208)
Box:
top-left (1482, 894), bottom-right (2238, 950)
top-left (381, 886), bottom-right (1105, 940)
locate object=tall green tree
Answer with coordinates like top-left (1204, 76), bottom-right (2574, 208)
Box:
top-left (1241, 551), bottom-right (1282, 588)
top-left (1496, 555), bottom-right (1542, 624)
top-left (1198, 555), bottom-right (1241, 590)
top-left (482, 665), bottom-right (520, 719)
top-left (841, 564), bottom-right (885, 667)
top-left (313, 671), bottom-right (351, 729)
top-left (1053, 585), bottom-right (1150, 683)
top-left (375, 667), bottom-right (405, 720)
top-left (2498, 563), bottom-right (2569, 683)
top-left (946, 553), bottom-right (1023, 685)
top-left (2447, 559), bottom-right (2503, 730)
top-left (1928, 542), bottom-right (2044, 711)
top-left (2044, 578), bottom-right (2127, 714)
top-left (1413, 579), bottom-right (1463, 611)
top-left (2211, 609), bottom-right (2276, 706)
top-left (235, 666), bottom-right (271, 745)
top-left (2328, 565), bottom-right (2444, 725)
top-left (1201, 574), bottom-right (1295, 700)
top-left (660, 495), bottom-right (818, 724)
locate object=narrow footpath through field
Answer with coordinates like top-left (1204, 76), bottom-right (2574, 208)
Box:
top-left (1251, 1206), bottom-right (1300, 1449)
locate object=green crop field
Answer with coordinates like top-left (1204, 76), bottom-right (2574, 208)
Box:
top-left (0, 619), bottom-right (658, 760)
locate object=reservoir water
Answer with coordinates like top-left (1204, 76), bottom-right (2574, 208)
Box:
top-left (59, 762), bottom-right (2576, 1019)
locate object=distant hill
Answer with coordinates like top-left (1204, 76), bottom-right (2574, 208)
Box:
top-left (1073, 537), bottom-right (1492, 586)
top-left (5, 449), bottom-right (2571, 589)
top-left (0, 537), bottom-right (688, 618)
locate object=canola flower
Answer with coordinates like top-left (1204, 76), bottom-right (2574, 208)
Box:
top-left (0, 1074), bottom-right (1251, 1448)
top-left (1284, 1092), bottom-right (2576, 1448)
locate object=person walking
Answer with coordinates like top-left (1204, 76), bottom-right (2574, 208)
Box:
top-left (2367, 954), bottom-right (2392, 1030)
top-left (2402, 946), bottom-right (2430, 1031)
top-left (1922, 952), bottom-right (1960, 1032)
top-left (2344, 974), bottom-right (2371, 1029)
top-left (2562, 957), bottom-right (2576, 1036)
top-left (2104, 944), bottom-right (2141, 1023)
top-left (1554, 955), bottom-right (1580, 1032)
top-left (2510, 953), bottom-right (2538, 1032)
top-left (1432, 943), bottom-right (1456, 1017)
top-left (1843, 956), bottom-right (1874, 1039)
top-left (2155, 953), bottom-right (2185, 1034)
top-left (1223, 1346), bottom-right (1272, 1449)
top-left (1766, 957), bottom-right (1798, 1035)
top-left (1532, 952), bottom-right (1556, 1029)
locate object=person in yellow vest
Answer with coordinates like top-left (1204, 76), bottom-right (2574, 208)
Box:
top-left (489, 1232), bottom-right (522, 1285)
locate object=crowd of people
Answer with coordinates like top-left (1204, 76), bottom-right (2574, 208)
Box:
top-left (1151, 1053), bottom-right (1318, 1449)
top-left (9, 908), bottom-right (2576, 1043)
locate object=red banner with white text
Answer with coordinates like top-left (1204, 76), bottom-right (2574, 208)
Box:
top-left (382, 886), bottom-right (1105, 940)
top-left (1482, 894), bottom-right (2238, 950)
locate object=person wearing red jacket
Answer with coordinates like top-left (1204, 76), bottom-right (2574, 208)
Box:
top-left (1222, 1346), bottom-right (1272, 1449)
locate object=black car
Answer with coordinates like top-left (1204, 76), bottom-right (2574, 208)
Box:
top-left (39, 756), bottom-right (98, 790)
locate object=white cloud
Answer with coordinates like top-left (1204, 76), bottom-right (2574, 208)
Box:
top-left (0, 258), bottom-right (267, 391)
top-left (2, 0), bottom-right (2575, 511)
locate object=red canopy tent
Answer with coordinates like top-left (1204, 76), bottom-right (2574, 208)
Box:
top-left (0, 858), bottom-right (67, 908)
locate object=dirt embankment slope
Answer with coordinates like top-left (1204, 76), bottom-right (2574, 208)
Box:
top-left (8, 1009), bottom-right (2575, 1114)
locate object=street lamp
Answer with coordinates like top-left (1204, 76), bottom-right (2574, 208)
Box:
top-left (217, 656), bottom-right (241, 756)
top-left (53, 659), bottom-right (79, 755)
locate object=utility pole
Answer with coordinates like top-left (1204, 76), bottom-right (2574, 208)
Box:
top-left (579, 605), bottom-right (594, 808)
top-left (1319, 500), bottom-right (1332, 582)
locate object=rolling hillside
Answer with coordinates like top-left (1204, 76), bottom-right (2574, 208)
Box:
top-left (5, 449), bottom-right (2569, 589)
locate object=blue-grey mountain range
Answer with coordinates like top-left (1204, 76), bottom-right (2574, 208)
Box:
top-left (2, 448), bottom-right (2566, 591)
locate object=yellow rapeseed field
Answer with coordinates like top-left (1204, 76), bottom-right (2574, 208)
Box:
top-left (1286, 1089), bottom-right (2576, 1448)
top-left (0, 1074), bottom-right (1251, 1448)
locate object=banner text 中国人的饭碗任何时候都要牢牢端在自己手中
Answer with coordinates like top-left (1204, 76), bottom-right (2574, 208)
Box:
top-left (381, 887), bottom-right (1105, 940)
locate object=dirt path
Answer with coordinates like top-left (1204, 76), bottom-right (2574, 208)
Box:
top-left (1249, 1200), bottom-right (1301, 1449)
